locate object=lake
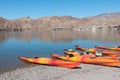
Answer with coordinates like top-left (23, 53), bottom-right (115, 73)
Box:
top-left (0, 29), bottom-right (120, 71)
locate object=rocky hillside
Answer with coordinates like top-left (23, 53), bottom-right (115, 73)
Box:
top-left (0, 12), bottom-right (120, 31)
top-left (83, 12), bottom-right (120, 28)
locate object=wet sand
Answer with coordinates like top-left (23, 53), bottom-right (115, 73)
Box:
top-left (0, 64), bottom-right (120, 80)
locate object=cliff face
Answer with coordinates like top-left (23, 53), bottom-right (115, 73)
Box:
top-left (0, 12), bottom-right (120, 31)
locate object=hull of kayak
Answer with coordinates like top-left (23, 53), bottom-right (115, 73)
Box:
top-left (19, 57), bottom-right (80, 68)
top-left (96, 46), bottom-right (120, 51)
top-left (75, 46), bottom-right (120, 56)
top-left (51, 54), bottom-right (120, 67)
top-left (81, 55), bottom-right (120, 66)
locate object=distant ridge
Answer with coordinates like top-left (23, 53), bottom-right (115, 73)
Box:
top-left (0, 12), bottom-right (120, 31)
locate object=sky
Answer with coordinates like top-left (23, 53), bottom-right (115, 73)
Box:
top-left (0, 0), bottom-right (120, 19)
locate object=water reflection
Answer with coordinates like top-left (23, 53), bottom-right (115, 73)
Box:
top-left (0, 30), bottom-right (120, 43)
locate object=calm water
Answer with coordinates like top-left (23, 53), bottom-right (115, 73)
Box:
top-left (0, 29), bottom-right (120, 71)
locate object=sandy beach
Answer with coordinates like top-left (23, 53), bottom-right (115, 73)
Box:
top-left (0, 64), bottom-right (120, 80)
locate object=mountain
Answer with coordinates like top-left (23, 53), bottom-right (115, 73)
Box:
top-left (84, 12), bottom-right (120, 28)
top-left (0, 12), bottom-right (120, 31)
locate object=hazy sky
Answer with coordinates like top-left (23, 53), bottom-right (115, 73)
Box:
top-left (0, 0), bottom-right (120, 19)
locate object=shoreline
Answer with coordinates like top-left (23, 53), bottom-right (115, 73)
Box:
top-left (0, 63), bottom-right (37, 74)
top-left (0, 64), bottom-right (120, 80)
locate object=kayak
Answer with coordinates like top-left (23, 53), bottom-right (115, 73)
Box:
top-left (75, 45), bottom-right (120, 56)
top-left (64, 50), bottom-right (80, 56)
top-left (96, 46), bottom-right (120, 51)
top-left (51, 54), bottom-right (82, 62)
top-left (51, 54), bottom-right (120, 67)
top-left (64, 50), bottom-right (118, 60)
top-left (81, 55), bottom-right (120, 67)
top-left (19, 57), bottom-right (80, 68)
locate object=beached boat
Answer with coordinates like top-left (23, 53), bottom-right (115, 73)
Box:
top-left (51, 54), bottom-right (120, 67)
top-left (65, 49), bottom-right (119, 59)
top-left (19, 57), bottom-right (80, 68)
top-left (75, 45), bottom-right (120, 56)
top-left (96, 46), bottom-right (120, 51)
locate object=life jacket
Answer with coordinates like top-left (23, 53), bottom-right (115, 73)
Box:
top-left (95, 50), bottom-right (102, 56)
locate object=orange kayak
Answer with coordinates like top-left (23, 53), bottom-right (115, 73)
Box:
top-left (64, 50), bottom-right (118, 60)
top-left (19, 57), bottom-right (80, 68)
top-left (75, 45), bottom-right (120, 56)
top-left (51, 54), bottom-right (82, 62)
top-left (64, 50), bottom-right (81, 56)
top-left (96, 46), bottom-right (120, 51)
top-left (51, 54), bottom-right (120, 67)
top-left (81, 55), bottom-right (120, 67)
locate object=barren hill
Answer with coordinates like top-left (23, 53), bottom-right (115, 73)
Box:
top-left (0, 12), bottom-right (120, 31)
